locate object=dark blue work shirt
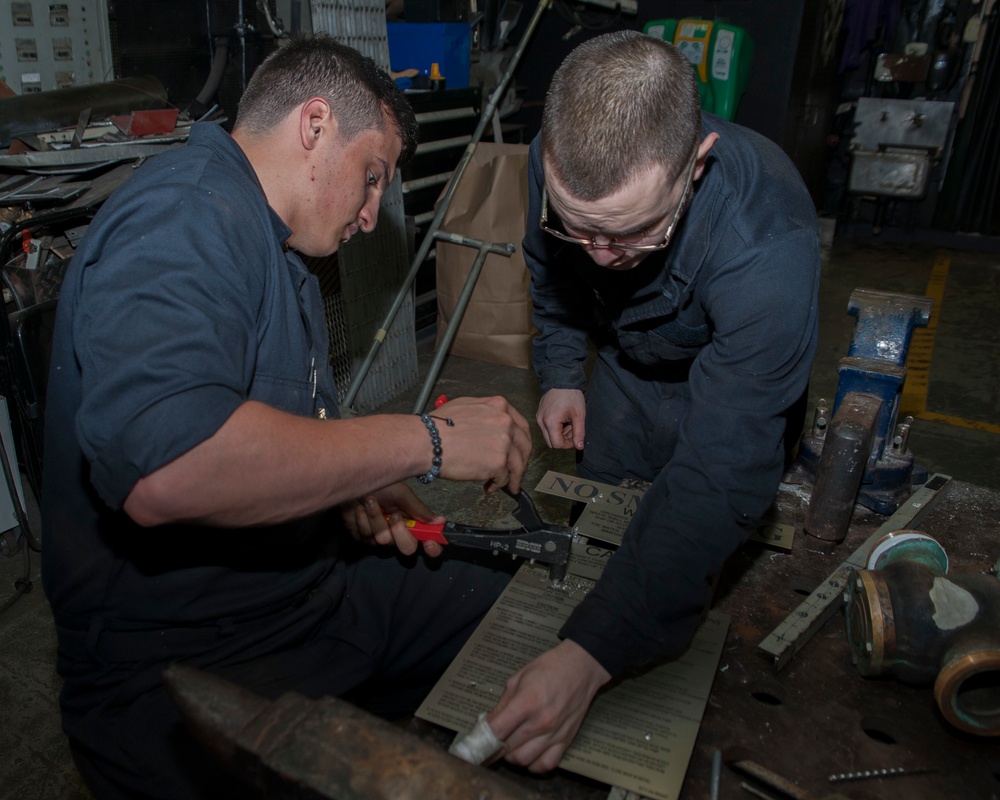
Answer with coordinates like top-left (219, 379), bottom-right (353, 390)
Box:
top-left (524, 114), bottom-right (821, 675)
top-left (41, 123), bottom-right (343, 638)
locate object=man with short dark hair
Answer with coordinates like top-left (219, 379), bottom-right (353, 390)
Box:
top-left (486, 30), bottom-right (820, 770)
top-left (42, 35), bottom-right (532, 799)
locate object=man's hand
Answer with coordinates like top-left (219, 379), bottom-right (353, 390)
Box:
top-left (434, 396), bottom-right (533, 493)
top-left (536, 389), bottom-right (586, 450)
top-left (340, 482), bottom-right (444, 557)
top-left (486, 639), bottom-right (611, 772)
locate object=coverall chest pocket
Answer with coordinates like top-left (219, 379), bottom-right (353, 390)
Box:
top-left (249, 371), bottom-right (317, 418)
top-left (616, 317), bottom-right (711, 366)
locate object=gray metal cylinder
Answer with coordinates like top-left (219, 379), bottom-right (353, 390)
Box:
top-left (804, 392), bottom-right (882, 542)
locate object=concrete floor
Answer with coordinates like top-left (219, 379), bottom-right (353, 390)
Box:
top-left (1, 234), bottom-right (998, 799)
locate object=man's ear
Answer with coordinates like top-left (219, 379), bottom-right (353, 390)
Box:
top-left (693, 132), bottom-right (719, 181)
top-left (300, 97), bottom-right (334, 151)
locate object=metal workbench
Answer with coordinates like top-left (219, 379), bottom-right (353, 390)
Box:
top-left (411, 477), bottom-right (1000, 800)
top-left (681, 477), bottom-right (999, 800)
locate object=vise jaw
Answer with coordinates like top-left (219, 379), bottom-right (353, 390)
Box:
top-left (795, 288), bottom-right (933, 540)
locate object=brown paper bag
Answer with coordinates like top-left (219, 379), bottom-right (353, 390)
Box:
top-left (435, 142), bottom-right (534, 369)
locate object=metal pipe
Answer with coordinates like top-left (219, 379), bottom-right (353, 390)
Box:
top-left (414, 108), bottom-right (478, 125)
top-left (258, 0), bottom-right (288, 37)
top-left (411, 232), bottom-right (516, 413)
top-left (402, 171), bottom-right (457, 193)
top-left (804, 392), bottom-right (882, 543)
top-left (710, 749), bottom-right (722, 800)
top-left (342, 0), bottom-right (551, 411)
top-left (189, 36), bottom-right (232, 115)
top-left (414, 135), bottom-right (473, 156)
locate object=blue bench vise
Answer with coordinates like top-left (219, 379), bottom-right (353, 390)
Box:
top-left (793, 288), bottom-right (933, 542)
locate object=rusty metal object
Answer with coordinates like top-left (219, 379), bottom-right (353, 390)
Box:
top-left (804, 392), bottom-right (882, 542)
top-left (164, 663), bottom-right (545, 800)
top-left (704, 480), bottom-right (999, 800)
top-left (846, 547), bottom-right (1000, 736)
top-left (0, 76), bottom-right (168, 147)
top-left (728, 758), bottom-right (818, 800)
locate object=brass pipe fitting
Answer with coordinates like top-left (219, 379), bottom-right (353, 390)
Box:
top-left (845, 535), bottom-right (1000, 737)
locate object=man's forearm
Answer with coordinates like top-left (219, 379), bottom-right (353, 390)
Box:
top-left (123, 401), bottom-right (429, 528)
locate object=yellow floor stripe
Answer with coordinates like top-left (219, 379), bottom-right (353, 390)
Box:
top-left (899, 253), bottom-right (947, 415)
top-left (916, 411), bottom-right (1000, 435)
top-left (899, 253), bottom-right (1000, 434)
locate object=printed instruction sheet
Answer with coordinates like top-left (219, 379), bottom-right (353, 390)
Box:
top-left (415, 560), bottom-right (730, 800)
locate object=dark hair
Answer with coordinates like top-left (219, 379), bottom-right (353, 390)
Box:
top-left (235, 34), bottom-right (418, 166)
top-left (541, 31), bottom-right (701, 200)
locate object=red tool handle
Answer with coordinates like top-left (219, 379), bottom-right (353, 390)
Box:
top-left (385, 515), bottom-right (449, 544)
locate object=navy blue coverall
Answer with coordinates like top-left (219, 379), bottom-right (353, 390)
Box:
top-left (523, 113), bottom-right (821, 677)
top-left (41, 122), bottom-right (513, 799)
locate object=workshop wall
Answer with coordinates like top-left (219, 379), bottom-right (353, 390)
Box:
top-left (498, 0), bottom-right (999, 243)
top-left (108, 0), bottom-right (280, 125)
top-left (503, 3), bottom-right (810, 149)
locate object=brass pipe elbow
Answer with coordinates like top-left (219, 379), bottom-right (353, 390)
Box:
top-left (845, 534), bottom-right (1000, 737)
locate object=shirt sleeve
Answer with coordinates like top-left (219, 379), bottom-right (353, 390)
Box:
top-left (72, 182), bottom-right (268, 509)
top-left (560, 224), bottom-right (820, 676)
top-left (523, 138), bottom-right (595, 394)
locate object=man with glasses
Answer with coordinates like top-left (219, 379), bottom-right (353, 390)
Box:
top-left (484, 31), bottom-right (820, 771)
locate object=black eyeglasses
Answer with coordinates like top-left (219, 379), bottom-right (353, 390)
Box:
top-left (539, 154), bottom-right (697, 252)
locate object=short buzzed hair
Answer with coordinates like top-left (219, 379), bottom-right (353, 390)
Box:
top-left (541, 31), bottom-right (701, 200)
top-left (235, 34), bottom-right (418, 166)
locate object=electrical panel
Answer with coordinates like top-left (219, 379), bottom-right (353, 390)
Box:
top-left (1, 1), bottom-right (113, 94)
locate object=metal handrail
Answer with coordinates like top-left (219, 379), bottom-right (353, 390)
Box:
top-left (341, 0), bottom-right (551, 412)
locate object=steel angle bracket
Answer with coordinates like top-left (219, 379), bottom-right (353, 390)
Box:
top-left (759, 473), bottom-right (952, 670)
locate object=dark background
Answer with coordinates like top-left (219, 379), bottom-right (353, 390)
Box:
top-left (103, 0), bottom-right (999, 239)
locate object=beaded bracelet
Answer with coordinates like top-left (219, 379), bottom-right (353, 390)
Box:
top-left (416, 412), bottom-right (443, 484)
